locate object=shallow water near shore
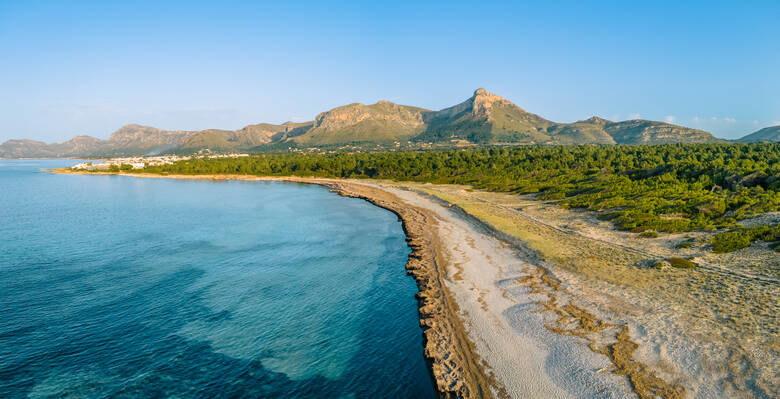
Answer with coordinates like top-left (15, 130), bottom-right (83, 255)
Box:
top-left (0, 160), bottom-right (434, 398)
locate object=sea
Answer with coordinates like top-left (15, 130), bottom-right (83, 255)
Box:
top-left (0, 160), bottom-right (434, 398)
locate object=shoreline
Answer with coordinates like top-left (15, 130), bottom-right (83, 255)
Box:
top-left (323, 181), bottom-right (499, 398)
top-left (50, 169), bottom-right (717, 398)
top-left (51, 169), bottom-right (496, 398)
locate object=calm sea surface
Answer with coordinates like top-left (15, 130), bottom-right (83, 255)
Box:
top-left (0, 160), bottom-right (434, 398)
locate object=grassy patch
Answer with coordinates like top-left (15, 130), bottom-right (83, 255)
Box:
top-left (667, 257), bottom-right (696, 269)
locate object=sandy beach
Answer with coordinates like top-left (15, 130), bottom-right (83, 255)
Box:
top-left (51, 169), bottom-right (778, 398)
top-left (379, 184), bottom-right (641, 398)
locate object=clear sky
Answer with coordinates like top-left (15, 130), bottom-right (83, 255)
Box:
top-left (1, 0), bottom-right (778, 142)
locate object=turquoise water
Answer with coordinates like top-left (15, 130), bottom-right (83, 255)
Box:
top-left (0, 160), bottom-right (434, 398)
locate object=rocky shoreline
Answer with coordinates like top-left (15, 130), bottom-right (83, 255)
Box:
top-left (322, 181), bottom-right (496, 399)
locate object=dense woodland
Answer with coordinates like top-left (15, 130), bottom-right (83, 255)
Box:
top-left (137, 143), bottom-right (780, 252)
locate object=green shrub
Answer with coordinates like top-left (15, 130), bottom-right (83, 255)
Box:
top-left (696, 200), bottom-right (726, 217)
top-left (540, 191), bottom-right (566, 200)
top-left (675, 241), bottom-right (692, 249)
top-left (639, 230), bottom-right (659, 238)
top-left (667, 257), bottom-right (696, 269)
top-left (712, 230), bottom-right (753, 253)
top-left (711, 224), bottom-right (779, 253)
top-left (761, 227), bottom-right (780, 242)
top-left (597, 212), bottom-right (621, 221)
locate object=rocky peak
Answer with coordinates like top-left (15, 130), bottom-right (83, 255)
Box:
top-left (581, 116), bottom-right (612, 126)
top-left (470, 88), bottom-right (522, 118)
top-left (113, 124), bottom-right (158, 133)
top-left (69, 135), bottom-right (101, 142)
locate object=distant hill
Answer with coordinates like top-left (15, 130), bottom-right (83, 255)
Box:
top-left (601, 119), bottom-right (719, 145)
top-left (0, 88), bottom-right (748, 158)
top-left (545, 117), bottom-right (616, 145)
top-left (736, 126), bottom-right (780, 143)
top-left (104, 124), bottom-right (189, 155)
top-left (294, 101), bottom-right (428, 145)
top-left (0, 136), bottom-right (105, 158)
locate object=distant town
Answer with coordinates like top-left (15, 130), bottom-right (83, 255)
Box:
top-left (71, 154), bottom-right (249, 171)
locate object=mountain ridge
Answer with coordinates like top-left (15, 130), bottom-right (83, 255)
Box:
top-left (2, 88), bottom-right (768, 158)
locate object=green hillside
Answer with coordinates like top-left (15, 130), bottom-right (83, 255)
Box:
top-left (737, 126), bottom-right (780, 143)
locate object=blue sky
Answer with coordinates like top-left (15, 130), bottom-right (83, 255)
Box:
top-left (1, 0), bottom-right (778, 142)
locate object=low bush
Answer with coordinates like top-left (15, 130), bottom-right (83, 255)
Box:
top-left (667, 257), bottom-right (696, 269)
top-left (712, 230), bottom-right (753, 253)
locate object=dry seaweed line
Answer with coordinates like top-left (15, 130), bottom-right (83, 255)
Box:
top-left (518, 268), bottom-right (686, 399)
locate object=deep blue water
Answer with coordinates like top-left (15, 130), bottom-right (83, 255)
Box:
top-left (0, 160), bottom-right (434, 398)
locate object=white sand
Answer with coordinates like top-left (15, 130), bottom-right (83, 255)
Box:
top-left (381, 185), bottom-right (637, 398)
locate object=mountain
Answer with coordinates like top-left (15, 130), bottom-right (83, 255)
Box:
top-left (104, 124), bottom-right (189, 155)
top-left (602, 119), bottom-right (719, 144)
top-left (544, 117), bottom-right (616, 145)
top-left (0, 139), bottom-right (57, 158)
top-left (416, 88), bottom-right (555, 144)
top-left (0, 88), bottom-right (741, 158)
top-left (415, 89), bottom-right (719, 145)
top-left (294, 101), bottom-right (428, 145)
top-left (737, 126), bottom-right (780, 143)
top-left (0, 136), bottom-right (105, 158)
